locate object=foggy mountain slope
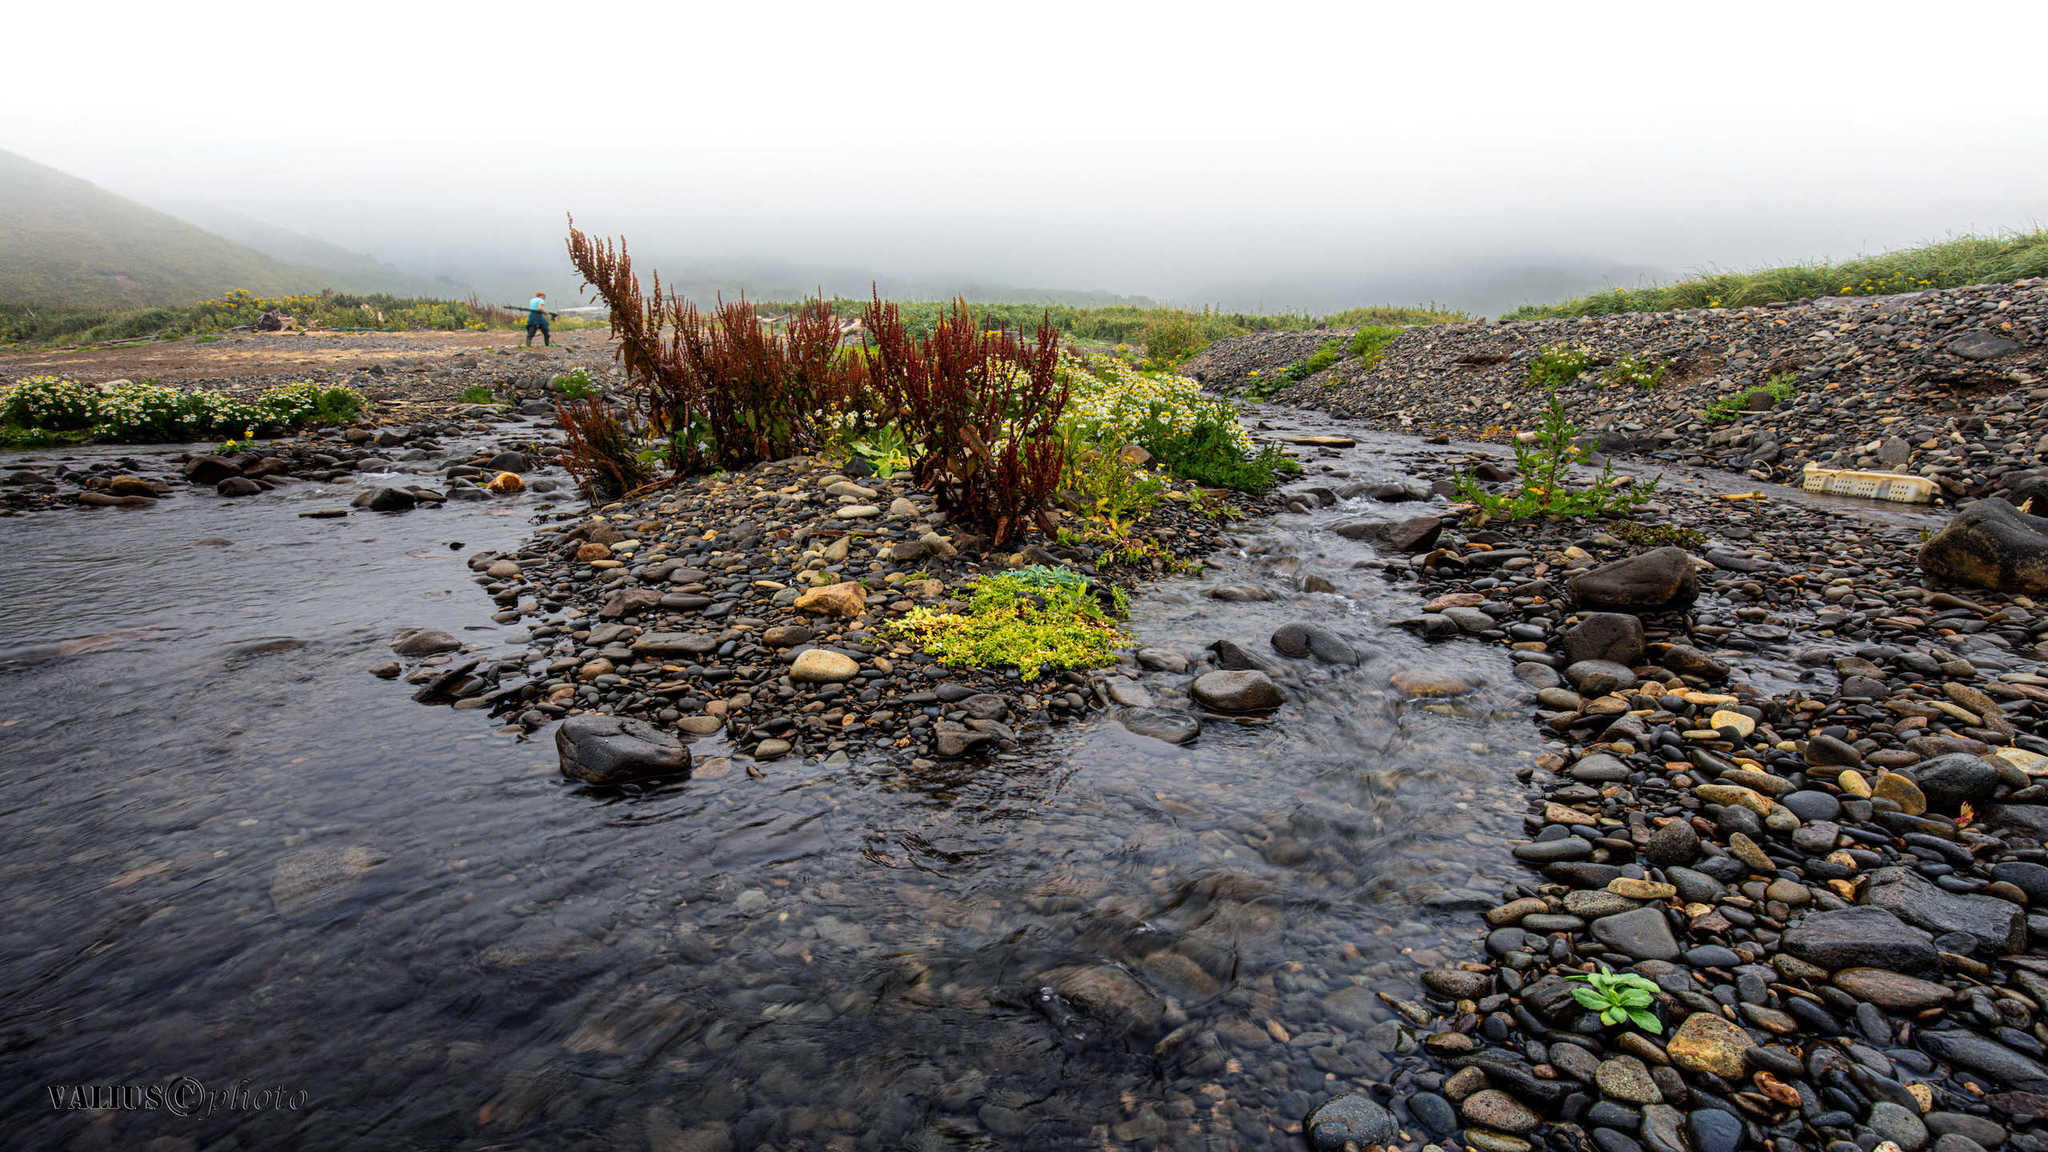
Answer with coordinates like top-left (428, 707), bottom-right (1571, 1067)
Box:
top-left (157, 202), bottom-right (469, 300)
top-left (0, 148), bottom-right (340, 306)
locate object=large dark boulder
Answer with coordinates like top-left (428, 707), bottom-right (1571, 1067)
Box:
top-left (1191, 670), bottom-right (1283, 713)
top-left (1863, 866), bottom-right (2026, 956)
top-left (1562, 612), bottom-right (1646, 666)
top-left (1920, 499), bottom-right (2048, 595)
top-left (1570, 547), bottom-right (1699, 613)
top-left (1333, 515), bottom-right (1443, 553)
top-left (1779, 905), bottom-right (1939, 974)
top-left (556, 714), bottom-right (692, 785)
top-left (1909, 753), bottom-right (2003, 813)
top-left (183, 455), bottom-right (240, 484)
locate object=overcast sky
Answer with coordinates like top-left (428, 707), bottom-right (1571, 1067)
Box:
top-left (8, 0), bottom-right (2046, 313)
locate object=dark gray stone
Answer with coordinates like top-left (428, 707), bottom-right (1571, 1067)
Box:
top-left (1564, 612), bottom-right (1647, 666)
top-left (1592, 907), bottom-right (1681, 961)
top-left (1780, 906), bottom-right (1940, 974)
top-left (1306, 1092), bottom-right (1396, 1151)
top-left (1910, 753), bottom-right (2003, 813)
top-left (1190, 670), bottom-right (1282, 713)
top-left (1864, 866), bottom-right (2026, 956)
top-left (1921, 499), bottom-right (2048, 595)
top-left (1570, 547), bottom-right (1699, 613)
top-left (555, 714), bottom-right (692, 785)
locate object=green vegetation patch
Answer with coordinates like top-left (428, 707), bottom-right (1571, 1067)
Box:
top-left (1702, 372), bottom-right (1795, 427)
top-left (1507, 229), bottom-right (2048, 319)
top-left (1454, 384), bottom-right (1658, 521)
top-left (891, 570), bottom-right (1130, 681)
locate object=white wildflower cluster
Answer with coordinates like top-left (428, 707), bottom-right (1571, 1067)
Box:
top-left (0, 375), bottom-right (364, 442)
top-left (1059, 352), bottom-right (1250, 454)
top-left (0, 375), bottom-right (101, 431)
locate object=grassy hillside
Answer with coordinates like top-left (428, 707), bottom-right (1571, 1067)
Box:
top-left (1507, 229), bottom-right (2048, 319)
top-left (0, 149), bottom-right (325, 307)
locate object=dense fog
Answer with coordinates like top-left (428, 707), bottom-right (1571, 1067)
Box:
top-left (8, 1), bottom-right (2045, 314)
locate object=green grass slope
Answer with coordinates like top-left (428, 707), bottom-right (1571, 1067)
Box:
top-left (0, 148), bottom-right (324, 307)
top-left (1507, 229), bottom-right (2048, 319)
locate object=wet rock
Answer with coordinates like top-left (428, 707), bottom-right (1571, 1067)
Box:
top-left (1270, 622), bottom-right (1362, 665)
top-left (1037, 964), bottom-right (1164, 1039)
top-left (1910, 753), bottom-right (2003, 812)
top-left (1569, 547), bottom-right (1699, 613)
top-left (1595, 1055), bottom-right (1661, 1105)
top-left (556, 714), bottom-right (692, 785)
top-left (1305, 1093), bottom-right (1397, 1151)
top-left (1591, 907), bottom-right (1680, 961)
top-left (1563, 612), bottom-right (1647, 666)
top-left (632, 633), bottom-right (719, 658)
top-left (216, 476), bottom-right (261, 497)
top-left (183, 455), bottom-right (239, 484)
top-left (1118, 708), bottom-right (1199, 745)
top-left (1333, 514), bottom-right (1444, 552)
top-left (1864, 866), bottom-right (2026, 956)
top-left (1918, 1030), bottom-right (2048, 1093)
top-left (270, 843), bottom-right (384, 917)
top-left (1920, 499), bottom-right (2048, 595)
top-left (1644, 820), bottom-right (1701, 867)
top-left (1779, 906), bottom-right (1940, 974)
top-left (391, 628), bottom-right (462, 656)
top-left (1460, 1088), bottom-right (1540, 1134)
top-left (1190, 669), bottom-right (1282, 713)
top-left (362, 486), bottom-right (418, 512)
top-left (1833, 968), bottom-right (1954, 1011)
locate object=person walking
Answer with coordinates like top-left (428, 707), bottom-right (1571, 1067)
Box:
top-left (525, 291), bottom-right (556, 346)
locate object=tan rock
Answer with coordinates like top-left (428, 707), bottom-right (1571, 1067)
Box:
top-left (1607, 877), bottom-right (1678, 901)
top-left (575, 541), bottom-right (612, 562)
top-left (1838, 769), bottom-right (1873, 797)
top-left (486, 471), bottom-right (525, 493)
top-left (795, 581), bottom-right (867, 617)
top-left (1666, 1010), bottom-right (1752, 1078)
top-left (1871, 772), bottom-right (1926, 815)
top-left (1710, 709), bottom-right (1756, 737)
top-left (1696, 783), bottom-right (1774, 818)
top-left (790, 649), bottom-right (861, 683)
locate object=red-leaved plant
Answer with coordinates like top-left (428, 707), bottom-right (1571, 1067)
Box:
top-left (861, 292), bottom-right (1067, 546)
top-left (565, 218), bottom-right (867, 473)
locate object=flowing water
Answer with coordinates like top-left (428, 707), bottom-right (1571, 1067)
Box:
top-left (0, 426), bottom-right (1548, 1150)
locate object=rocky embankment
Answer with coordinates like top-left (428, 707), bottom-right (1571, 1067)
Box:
top-left (1189, 281), bottom-right (2048, 502)
top-left (412, 457), bottom-right (1265, 779)
top-left (1277, 448), bottom-right (2048, 1152)
top-left (0, 408), bottom-right (560, 515)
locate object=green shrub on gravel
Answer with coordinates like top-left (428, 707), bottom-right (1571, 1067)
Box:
top-left (1345, 324), bottom-right (1402, 369)
top-left (1604, 353), bottom-right (1669, 389)
top-left (1525, 344), bottom-right (1599, 390)
top-left (1702, 372), bottom-right (1796, 427)
top-left (1455, 384), bottom-right (1658, 520)
top-left (892, 570), bottom-right (1130, 682)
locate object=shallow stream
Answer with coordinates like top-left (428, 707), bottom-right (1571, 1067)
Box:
top-left (1, 427), bottom-right (1546, 1150)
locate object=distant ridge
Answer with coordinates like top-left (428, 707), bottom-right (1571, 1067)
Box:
top-left (0, 148), bottom-right (328, 306)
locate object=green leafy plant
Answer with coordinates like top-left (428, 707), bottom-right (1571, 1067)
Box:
top-left (459, 384), bottom-right (499, 405)
top-left (850, 425), bottom-right (915, 478)
top-left (1568, 967), bottom-right (1662, 1033)
top-left (1454, 385), bottom-right (1659, 520)
top-left (891, 570), bottom-right (1129, 681)
top-left (1526, 344), bottom-right (1599, 390)
top-left (1346, 324), bottom-right (1401, 369)
top-left (552, 367), bottom-right (600, 401)
top-left (1605, 353), bottom-right (1669, 389)
top-left (1057, 423), bottom-right (1166, 534)
top-left (1702, 372), bottom-right (1796, 426)
top-left (1283, 336), bottom-right (1348, 382)
top-left (1138, 406), bottom-right (1300, 494)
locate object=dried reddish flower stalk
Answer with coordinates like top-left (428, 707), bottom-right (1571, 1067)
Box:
top-left (862, 293), bottom-right (1066, 545)
top-left (566, 217), bottom-right (869, 473)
